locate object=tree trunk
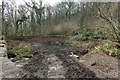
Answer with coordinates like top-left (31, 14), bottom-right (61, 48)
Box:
top-left (96, 4), bottom-right (120, 43)
top-left (2, 0), bottom-right (4, 35)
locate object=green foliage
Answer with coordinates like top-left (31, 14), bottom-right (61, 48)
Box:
top-left (64, 41), bottom-right (72, 45)
top-left (63, 40), bottom-right (73, 45)
top-left (83, 32), bottom-right (94, 37)
top-left (104, 42), bottom-right (112, 50)
top-left (52, 51), bottom-right (58, 55)
top-left (81, 31), bottom-right (99, 41)
top-left (8, 45), bottom-right (33, 61)
top-left (77, 25), bottom-right (101, 41)
top-left (104, 45), bottom-right (111, 49)
top-left (112, 48), bottom-right (120, 57)
top-left (103, 42), bottom-right (120, 59)
top-left (55, 41), bottom-right (62, 45)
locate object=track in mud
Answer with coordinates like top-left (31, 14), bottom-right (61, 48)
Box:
top-left (21, 43), bottom-right (98, 78)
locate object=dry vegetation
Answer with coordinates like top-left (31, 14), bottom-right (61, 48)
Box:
top-left (1, 0), bottom-right (120, 78)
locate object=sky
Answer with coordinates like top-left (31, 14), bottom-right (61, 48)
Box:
top-left (0, 0), bottom-right (81, 6)
top-left (15, 0), bottom-right (80, 6)
top-left (0, 0), bottom-right (2, 5)
top-left (16, 0), bottom-right (62, 6)
top-left (0, 0), bottom-right (63, 6)
top-left (0, 0), bottom-right (120, 5)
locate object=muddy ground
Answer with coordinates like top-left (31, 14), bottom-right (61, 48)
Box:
top-left (5, 37), bottom-right (119, 79)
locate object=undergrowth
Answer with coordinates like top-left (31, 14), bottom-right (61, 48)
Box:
top-left (7, 44), bottom-right (33, 61)
top-left (100, 41), bottom-right (120, 59)
top-left (104, 42), bottom-right (120, 58)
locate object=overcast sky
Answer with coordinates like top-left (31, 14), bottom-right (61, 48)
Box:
top-left (0, 0), bottom-right (63, 6)
top-left (0, 0), bottom-right (80, 6)
top-left (0, 0), bottom-right (2, 5)
top-left (0, 0), bottom-right (120, 5)
top-left (16, 0), bottom-right (62, 6)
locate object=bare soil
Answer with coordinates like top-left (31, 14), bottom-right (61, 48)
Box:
top-left (5, 37), bottom-right (119, 79)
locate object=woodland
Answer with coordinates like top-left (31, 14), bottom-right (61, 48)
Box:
top-left (0, 0), bottom-right (120, 78)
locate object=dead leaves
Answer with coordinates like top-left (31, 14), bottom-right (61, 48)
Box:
top-left (95, 45), bottom-right (118, 57)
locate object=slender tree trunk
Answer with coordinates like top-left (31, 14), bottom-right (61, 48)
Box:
top-left (2, 0), bottom-right (4, 35)
top-left (15, 23), bottom-right (18, 36)
top-left (21, 23), bottom-right (23, 36)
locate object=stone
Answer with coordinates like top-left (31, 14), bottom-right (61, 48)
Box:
top-left (16, 61), bottom-right (19, 63)
top-left (16, 65), bottom-right (23, 67)
top-left (25, 58), bottom-right (29, 61)
top-left (0, 44), bottom-right (4, 47)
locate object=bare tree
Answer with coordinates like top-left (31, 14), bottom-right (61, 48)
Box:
top-left (2, 0), bottom-right (4, 35)
top-left (96, 3), bottom-right (120, 42)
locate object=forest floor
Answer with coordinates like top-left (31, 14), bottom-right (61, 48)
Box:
top-left (4, 37), bottom-right (119, 79)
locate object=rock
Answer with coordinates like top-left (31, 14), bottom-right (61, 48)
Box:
top-left (0, 44), bottom-right (4, 47)
top-left (0, 40), bottom-right (6, 44)
top-left (25, 58), bottom-right (29, 60)
top-left (69, 52), bottom-right (80, 59)
top-left (16, 61), bottom-right (19, 63)
top-left (91, 62), bottom-right (96, 66)
top-left (16, 65), bottom-right (23, 67)
top-left (10, 58), bottom-right (14, 60)
top-left (11, 59), bottom-right (16, 62)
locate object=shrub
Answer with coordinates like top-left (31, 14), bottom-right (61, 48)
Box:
top-left (83, 32), bottom-right (94, 37)
top-left (80, 31), bottom-right (100, 41)
top-left (77, 25), bottom-right (103, 41)
top-left (103, 42), bottom-right (120, 59)
top-left (8, 45), bottom-right (33, 61)
top-left (112, 48), bottom-right (120, 58)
